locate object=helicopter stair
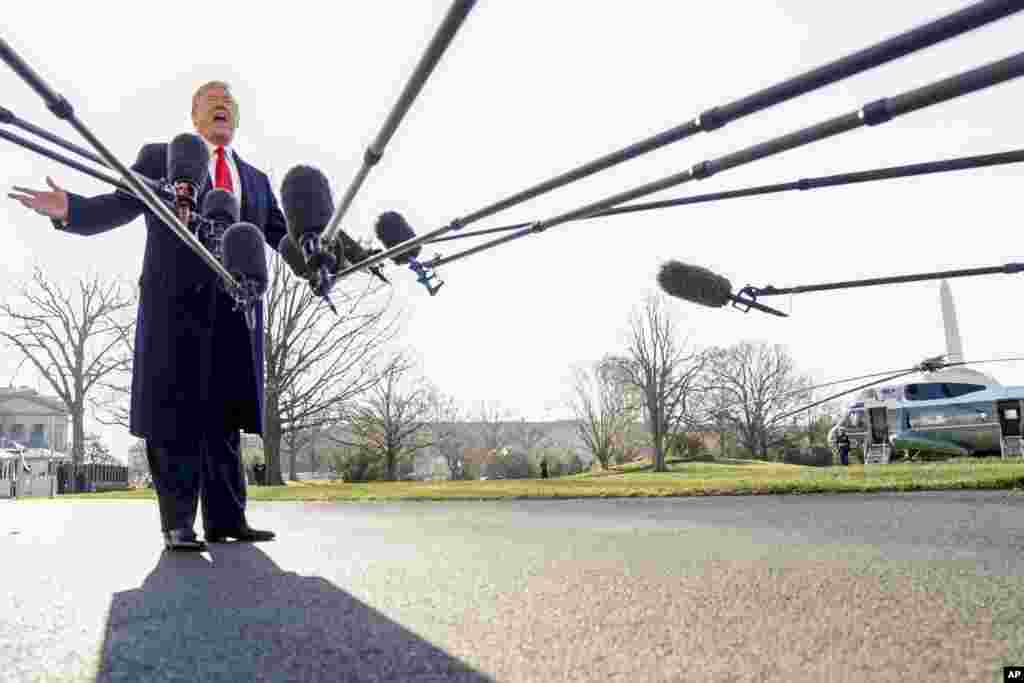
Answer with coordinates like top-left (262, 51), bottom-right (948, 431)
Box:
top-left (864, 444), bottom-right (891, 465)
top-left (1002, 436), bottom-right (1023, 459)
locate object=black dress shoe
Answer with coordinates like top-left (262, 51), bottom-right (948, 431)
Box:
top-left (163, 529), bottom-right (208, 552)
top-left (205, 526), bottom-right (276, 543)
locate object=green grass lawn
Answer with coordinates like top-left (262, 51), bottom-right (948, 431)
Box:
top-left (47, 457), bottom-right (1024, 502)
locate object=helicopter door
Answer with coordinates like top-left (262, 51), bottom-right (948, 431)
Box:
top-left (864, 405), bottom-right (891, 464)
top-left (998, 400), bottom-right (1023, 458)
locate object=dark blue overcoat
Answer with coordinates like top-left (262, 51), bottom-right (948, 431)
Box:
top-left (57, 143), bottom-right (287, 441)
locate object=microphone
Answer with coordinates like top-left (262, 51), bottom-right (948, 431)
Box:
top-left (167, 133), bottom-right (209, 225)
top-left (201, 187), bottom-right (239, 224)
top-left (375, 211), bottom-right (422, 264)
top-left (277, 233), bottom-right (311, 279)
top-left (200, 188), bottom-right (240, 261)
top-left (374, 211), bottom-right (441, 294)
top-left (657, 261), bottom-right (732, 308)
top-left (221, 221), bottom-right (268, 330)
top-left (334, 232), bottom-right (389, 285)
top-left (657, 260), bottom-right (787, 317)
top-left (281, 164), bottom-right (337, 296)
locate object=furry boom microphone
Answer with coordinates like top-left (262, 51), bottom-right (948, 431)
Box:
top-left (657, 261), bottom-right (733, 308)
top-left (656, 260), bottom-right (787, 317)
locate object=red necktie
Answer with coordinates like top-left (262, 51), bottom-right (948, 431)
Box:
top-left (215, 146), bottom-right (234, 192)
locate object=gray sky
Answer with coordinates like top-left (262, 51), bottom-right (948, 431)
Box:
top-left (2, 1), bottom-right (1023, 461)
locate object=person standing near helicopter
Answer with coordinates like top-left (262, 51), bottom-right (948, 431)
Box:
top-left (836, 428), bottom-right (852, 466)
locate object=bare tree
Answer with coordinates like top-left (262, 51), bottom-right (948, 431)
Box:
top-left (83, 433), bottom-right (119, 465)
top-left (0, 268), bottom-right (134, 490)
top-left (286, 422), bottom-right (331, 479)
top-left (339, 353), bottom-right (434, 481)
top-left (608, 294), bottom-right (705, 472)
top-left (703, 385), bottom-right (738, 460)
top-left (88, 281), bottom-right (140, 431)
top-left (126, 438), bottom-right (149, 481)
top-left (475, 400), bottom-right (515, 453)
top-left (569, 357), bottom-right (636, 470)
top-left (511, 419), bottom-right (551, 461)
top-left (706, 342), bottom-right (812, 460)
top-left (262, 253), bottom-right (398, 485)
top-left (426, 389), bottom-right (467, 480)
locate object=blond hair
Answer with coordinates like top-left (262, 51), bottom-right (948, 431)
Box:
top-left (192, 80), bottom-right (240, 125)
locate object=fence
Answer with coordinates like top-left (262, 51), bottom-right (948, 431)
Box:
top-left (1, 458), bottom-right (130, 497)
top-left (55, 462), bottom-right (130, 493)
top-left (0, 456), bottom-right (53, 498)
top-left (0, 458), bottom-right (17, 498)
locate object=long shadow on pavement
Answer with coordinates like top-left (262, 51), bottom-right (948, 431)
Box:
top-left (96, 543), bottom-right (492, 682)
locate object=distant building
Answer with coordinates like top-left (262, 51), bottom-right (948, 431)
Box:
top-left (0, 386), bottom-right (69, 453)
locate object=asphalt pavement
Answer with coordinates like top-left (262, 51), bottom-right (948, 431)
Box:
top-left (3, 491), bottom-right (1024, 682)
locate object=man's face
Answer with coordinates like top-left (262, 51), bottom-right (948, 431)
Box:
top-left (192, 85), bottom-right (238, 146)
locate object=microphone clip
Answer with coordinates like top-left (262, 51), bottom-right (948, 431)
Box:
top-left (227, 275), bottom-right (264, 331)
top-left (408, 255), bottom-right (444, 296)
top-left (195, 216), bottom-right (231, 262)
top-left (731, 286), bottom-right (788, 318)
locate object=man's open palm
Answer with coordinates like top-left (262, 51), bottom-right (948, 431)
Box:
top-left (8, 176), bottom-right (69, 220)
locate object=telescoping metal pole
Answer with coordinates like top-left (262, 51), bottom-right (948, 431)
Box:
top-left (0, 36), bottom-right (239, 291)
top-left (320, 0), bottom-right (477, 246)
top-left (0, 104), bottom-right (108, 168)
top-left (426, 148), bottom-right (1024, 244)
top-left (429, 51), bottom-right (1024, 270)
top-left (0, 112), bottom-right (228, 236)
top-left (751, 263), bottom-right (1024, 297)
top-left (333, 0), bottom-right (1024, 279)
top-left (0, 126), bottom-right (131, 191)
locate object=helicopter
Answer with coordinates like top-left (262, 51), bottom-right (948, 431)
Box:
top-left (828, 281), bottom-right (1023, 463)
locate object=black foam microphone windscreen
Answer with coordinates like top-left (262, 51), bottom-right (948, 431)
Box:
top-left (167, 133), bottom-right (210, 222)
top-left (657, 260), bottom-right (732, 308)
top-left (201, 188), bottom-right (240, 224)
top-left (167, 133), bottom-right (209, 188)
top-left (277, 233), bottom-right (311, 279)
top-left (375, 211), bottom-right (421, 264)
top-left (281, 165), bottom-right (333, 249)
top-left (222, 222), bottom-right (268, 294)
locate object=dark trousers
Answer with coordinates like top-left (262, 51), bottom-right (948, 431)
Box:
top-left (145, 430), bottom-right (247, 533)
top-left (839, 447), bottom-right (850, 466)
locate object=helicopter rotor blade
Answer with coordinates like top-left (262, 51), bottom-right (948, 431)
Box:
top-left (767, 354), bottom-right (1024, 424)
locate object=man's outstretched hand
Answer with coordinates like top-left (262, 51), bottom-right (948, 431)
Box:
top-left (8, 176), bottom-right (69, 221)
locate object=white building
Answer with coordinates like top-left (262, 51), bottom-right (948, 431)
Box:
top-left (0, 386), bottom-right (69, 452)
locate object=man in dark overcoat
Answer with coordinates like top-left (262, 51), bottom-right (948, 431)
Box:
top-left (836, 428), bottom-right (852, 467)
top-left (9, 81), bottom-right (285, 551)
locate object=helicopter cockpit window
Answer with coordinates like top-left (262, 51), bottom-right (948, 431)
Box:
top-left (904, 383), bottom-right (986, 401)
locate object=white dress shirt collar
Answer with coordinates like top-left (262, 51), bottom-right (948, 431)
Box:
top-left (202, 137), bottom-right (234, 160)
top-left (199, 135), bottom-right (242, 202)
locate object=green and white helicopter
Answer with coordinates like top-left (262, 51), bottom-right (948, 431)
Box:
top-left (828, 281), bottom-right (1023, 464)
